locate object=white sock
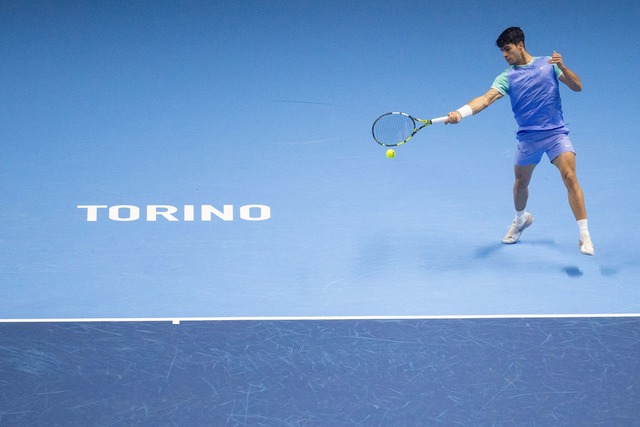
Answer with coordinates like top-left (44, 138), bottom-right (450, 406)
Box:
top-left (515, 210), bottom-right (526, 224)
top-left (577, 219), bottom-right (589, 236)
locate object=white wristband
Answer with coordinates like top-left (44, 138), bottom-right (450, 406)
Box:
top-left (456, 104), bottom-right (473, 118)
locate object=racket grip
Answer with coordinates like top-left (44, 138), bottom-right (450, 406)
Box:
top-left (431, 116), bottom-right (449, 124)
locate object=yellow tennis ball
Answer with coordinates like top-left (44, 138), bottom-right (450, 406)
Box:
top-left (386, 149), bottom-right (396, 158)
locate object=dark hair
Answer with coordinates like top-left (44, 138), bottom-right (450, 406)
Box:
top-left (496, 27), bottom-right (525, 48)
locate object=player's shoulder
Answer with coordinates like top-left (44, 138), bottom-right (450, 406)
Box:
top-left (492, 69), bottom-right (510, 95)
top-left (533, 56), bottom-right (562, 76)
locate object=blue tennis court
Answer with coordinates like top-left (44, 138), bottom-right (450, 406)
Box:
top-left (2, 1), bottom-right (639, 424)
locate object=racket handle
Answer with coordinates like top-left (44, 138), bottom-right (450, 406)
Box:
top-left (431, 116), bottom-right (449, 124)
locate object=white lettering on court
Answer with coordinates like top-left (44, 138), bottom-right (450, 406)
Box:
top-left (77, 204), bottom-right (271, 222)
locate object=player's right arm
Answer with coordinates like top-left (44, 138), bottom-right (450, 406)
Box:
top-left (446, 88), bottom-right (503, 124)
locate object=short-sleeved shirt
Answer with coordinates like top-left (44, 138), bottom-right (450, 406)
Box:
top-left (491, 57), bottom-right (568, 138)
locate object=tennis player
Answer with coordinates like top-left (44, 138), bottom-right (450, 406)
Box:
top-left (446, 27), bottom-right (594, 256)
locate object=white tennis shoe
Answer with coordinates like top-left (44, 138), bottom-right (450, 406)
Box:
top-left (579, 234), bottom-right (595, 256)
top-left (502, 213), bottom-right (534, 244)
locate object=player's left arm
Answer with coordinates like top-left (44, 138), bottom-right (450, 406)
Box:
top-left (549, 51), bottom-right (582, 92)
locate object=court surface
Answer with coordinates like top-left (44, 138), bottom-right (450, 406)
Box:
top-left (1, 1), bottom-right (639, 424)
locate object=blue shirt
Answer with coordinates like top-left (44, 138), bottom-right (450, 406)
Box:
top-left (492, 57), bottom-right (567, 138)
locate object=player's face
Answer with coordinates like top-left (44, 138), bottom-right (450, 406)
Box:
top-left (500, 42), bottom-right (526, 66)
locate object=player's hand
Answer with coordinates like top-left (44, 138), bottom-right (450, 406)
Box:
top-left (445, 111), bottom-right (462, 125)
top-left (548, 51), bottom-right (565, 70)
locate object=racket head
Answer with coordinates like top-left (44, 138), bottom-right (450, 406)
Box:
top-left (371, 112), bottom-right (430, 147)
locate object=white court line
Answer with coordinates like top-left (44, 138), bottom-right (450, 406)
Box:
top-left (1, 313), bottom-right (639, 324)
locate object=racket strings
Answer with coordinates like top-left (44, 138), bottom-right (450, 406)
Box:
top-left (372, 114), bottom-right (416, 146)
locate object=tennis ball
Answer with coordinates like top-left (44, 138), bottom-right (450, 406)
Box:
top-left (386, 149), bottom-right (396, 158)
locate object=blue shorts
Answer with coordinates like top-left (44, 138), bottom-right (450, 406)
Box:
top-left (514, 131), bottom-right (575, 166)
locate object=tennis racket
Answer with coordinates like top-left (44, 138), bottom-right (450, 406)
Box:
top-left (371, 112), bottom-right (448, 147)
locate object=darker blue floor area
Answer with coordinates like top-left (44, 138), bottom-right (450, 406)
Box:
top-left (1, 317), bottom-right (638, 425)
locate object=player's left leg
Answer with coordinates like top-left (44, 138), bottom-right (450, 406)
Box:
top-left (552, 152), bottom-right (586, 220)
top-left (551, 152), bottom-right (594, 255)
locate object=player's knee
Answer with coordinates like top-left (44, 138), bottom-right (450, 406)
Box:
top-left (561, 170), bottom-right (579, 189)
top-left (514, 177), bottom-right (529, 192)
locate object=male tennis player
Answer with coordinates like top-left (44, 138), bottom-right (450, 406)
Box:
top-left (446, 27), bottom-right (594, 255)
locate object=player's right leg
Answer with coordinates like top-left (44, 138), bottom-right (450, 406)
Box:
top-left (513, 163), bottom-right (536, 212)
top-left (503, 163), bottom-right (536, 244)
